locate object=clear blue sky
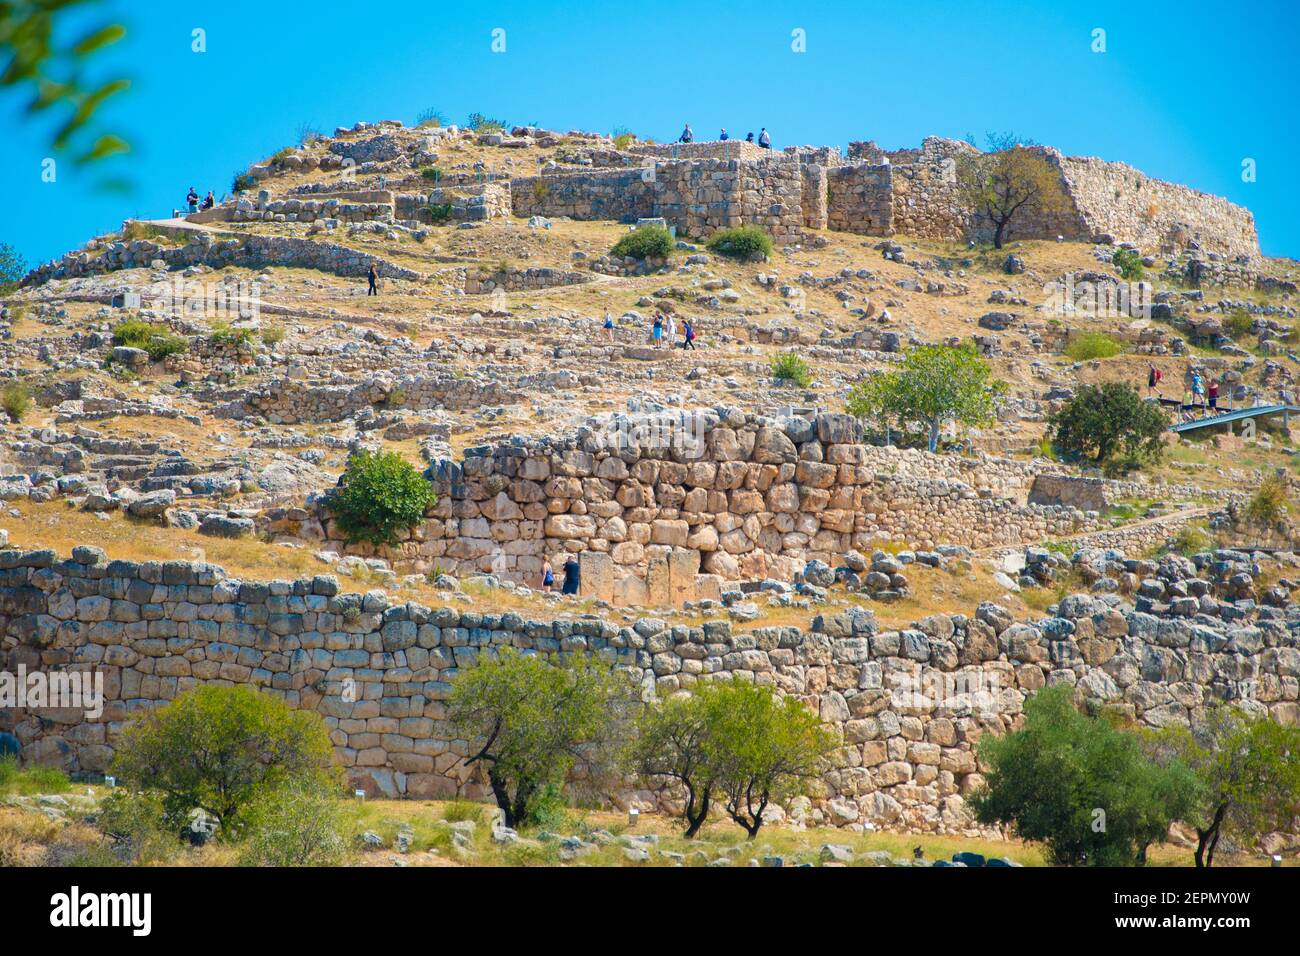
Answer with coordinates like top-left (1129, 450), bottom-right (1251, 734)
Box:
top-left (5, 0), bottom-right (1298, 268)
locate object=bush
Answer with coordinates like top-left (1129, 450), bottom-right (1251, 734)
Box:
top-left (420, 165), bottom-right (444, 183)
top-left (0, 241), bottom-right (27, 294)
top-left (427, 202), bottom-right (453, 223)
top-left (232, 171), bottom-right (257, 193)
top-left (327, 449), bottom-right (438, 546)
top-left (1243, 472), bottom-right (1290, 529)
top-left (705, 225), bottom-right (773, 261)
top-left (972, 686), bottom-right (1198, 866)
top-left (1064, 331), bottom-right (1124, 361)
top-left (1, 382), bottom-right (31, 422)
top-left (259, 322), bottom-right (285, 346)
top-left (112, 685), bottom-right (337, 832)
top-left (237, 784), bottom-right (347, 866)
top-left (415, 108), bottom-right (447, 128)
top-left (0, 756), bottom-right (71, 796)
top-left (441, 800), bottom-right (485, 824)
top-left (1224, 309), bottom-right (1254, 341)
top-left (610, 225), bottom-right (674, 261)
top-left (209, 321), bottom-right (257, 348)
top-left (111, 318), bottom-right (188, 361)
top-left (611, 127), bottom-right (634, 149)
top-left (466, 112), bottom-right (506, 132)
top-left (770, 351), bottom-right (811, 387)
top-left (95, 788), bottom-right (176, 864)
top-left (1172, 524), bottom-right (1213, 555)
top-left (1112, 248), bottom-right (1144, 281)
top-left (1047, 382), bottom-right (1168, 473)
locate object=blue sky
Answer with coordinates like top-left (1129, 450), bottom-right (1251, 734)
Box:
top-left (4, 0), bottom-right (1299, 268)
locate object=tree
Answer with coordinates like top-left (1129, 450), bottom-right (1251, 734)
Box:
top-left (327, 449), bottom-right (437, 546)
top-left (971, 686), bottom-right (1198, 866)
top-left (610, 224), bottom-right (674, 261)
top-left (846, 343), bottom-right (1005, 452)
top-left (1147, 707), bottom-right (1300, 867)
top-left (707, 680), bottom-right (837, 838)
top-left (0, 241), bottom-right (26, 293)
top-left (957, 133), bottom-right (1071, 249)
top-left (628, 692), bottom-right (718, 838)
top-left (112, 686), bottom-right (337, 832)
top-left (449, 649), bottom-right (633, 829)
top-left (1047, 382), bottom-right (1168, 473)
top-left (0, 1), bottom-right (130, 163)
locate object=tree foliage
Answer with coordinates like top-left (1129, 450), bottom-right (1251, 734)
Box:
top-left (629, 678), bottom-right (836, 839)
top-left (610, 224), bottom-right (674, 260)
top-left (846, 343), bottom-right (1005, 452)
top-left (449, 649), bottom-right (634, 829)
top-left (327, 449), bottom-right (437, 546)
top-left (956, 133), bottom-right (1071, 248)
top-left (971, 686), bottom-right (1198, 866)
top-left (0, 240), bottom-right (27, 292)
top-left (0, 0), bottom-right (130, 163)
top-left (1112, 248), bottom-right (1144, 281)
top-left (112, 685), bottom-right (337, 832)
top-left (705, 225), bottom-right (773, 261)
top-left (1146, 707), bottom-right (1300, 867)
top-left (1047, 382), bottom-right (1168, 473)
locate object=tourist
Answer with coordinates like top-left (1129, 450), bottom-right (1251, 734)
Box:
top-left (1147, 363), bottom-right (1162, 397)
top-left (758, 128), bottom-right (771, 149)
top-left (652, 313), bottom-right (664, 348)
top-left (719, 128), bottom-right (729, 141)
top-left (603, 311), bottom-right (615, 342)
top-left (745, 132), bottom-right (755, 144)
top-left (682, 318), bottom-right (696, 350)
top-left (1208, 376), bottom-right (1220, 411)
top-left (561, 555), bottom-right (580, 595)
top-left (1190, 370), bottom-right (1205, 411)
top-left (202, 190), bottom-right (215, 211)
top-left (666, 312), bottom-right (677, 344)
top-left (186, 186), bottom-right (199, 214)
top-left (679, 123), bottom-right (694, 144)
top-left (542, 556), bottom-right (554, 592)
top-left (367, 263), bottom-right (379, 297)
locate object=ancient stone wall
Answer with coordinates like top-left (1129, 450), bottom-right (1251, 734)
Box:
top-left (510, 169), bottom-right (655, 222)
top-left (4, 546), bottom-right (1294, 832)
top-left (826, 164), bottom-right (893, 235)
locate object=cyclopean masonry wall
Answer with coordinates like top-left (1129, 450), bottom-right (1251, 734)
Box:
top-left (3, 546), bottom-right (1295, 833)
top-left (279, 410), bottom-right (1121, 605)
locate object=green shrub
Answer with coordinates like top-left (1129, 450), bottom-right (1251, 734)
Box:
top-left (233, 171), bottom-right (257, 193)
top-left (770, 351), bottom-right (812, 387)
top-left (260, 322), bottom-right (286, 346)
top-left (0, 756), bottom-right (72, 795)
top-left (1112, 248), bottom-right (1144, 281)
top-left (1064, 331), bottom-right (1123, 361)
top-left (1047, 382), bottom-right (1168, 473)
top-left (111, 318), bottom-right (188, 361)
top-left (0, 241), bottom-right (27, 294)
top-left (705, 225), bottom-right (773, 261)
top-left (420, 166), bottom-right (444, 183)
top-left (1224, 309), bottom-right (1254, 341)
top-left (1243, 472), bottom-right (1290, 528)
top-left (441, 800), bottom-right (485, 824)
top-left (327, 449), bottom-right (438, 546)
top-left (612, 127), bottom-right (634, 149)
top-left (237, 784), bottom-right (347, 866)
top-left (1172, 524), bottom-right (1213, 556)
top-left (415, 108), bottom-right (447, 128)
top-left (112, 685), bottom-right (337, 832)
top-left (427, 202), bottom-right (453, 223)
top-left (209, 321), bottom-right (257, 347)
top-left (1, 382), bottom-right (31, 422)
top-left (610, 225), bottom-right (674, 261)
top-left (95, 788), bottom-right (176, 864)
top-left (466, 112), bottom-right (506, 132)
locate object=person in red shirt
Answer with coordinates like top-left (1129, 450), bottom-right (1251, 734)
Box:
top-left (1207, 377), bottom-right (1220, 411)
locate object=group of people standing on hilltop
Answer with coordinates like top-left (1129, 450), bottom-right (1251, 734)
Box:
top-left (678, 123), bottom-right (770, 149)
top-left (1147, 362), bottom-right (1222, 413)
top-left (185, 186), bottom-right (215, 215)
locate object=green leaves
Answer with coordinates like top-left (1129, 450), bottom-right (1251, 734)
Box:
top-left (1, 1), bottom-right (129, 164)
top-left (1047, 381), bottom-right (1168, 473)
top-left (328, 449), bottom-right (437, 546)
top-left (846, 343), bottom-right (1005, 451)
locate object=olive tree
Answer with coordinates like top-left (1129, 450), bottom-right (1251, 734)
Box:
top-left (847, 343), bottom-right (1005, 452)
top-left (450, 649), bottom-right (634, 829)
top-left (1047, 382), bottom-right (1168, 473)
top-left (956, 132), bottom-right (1071, 249)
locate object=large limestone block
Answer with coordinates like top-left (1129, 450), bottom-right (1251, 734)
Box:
top-left (579, 551), bottom-right (615, 603)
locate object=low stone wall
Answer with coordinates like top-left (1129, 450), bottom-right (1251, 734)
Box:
top-left (3, 547), bottom-right (1294, 832)
top-left (510, 169), bottom-right (654, 222)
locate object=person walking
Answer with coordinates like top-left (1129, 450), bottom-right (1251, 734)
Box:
top-left (367, 263), bottom-right (379, 296)
top-left (1147, 363), bottom-right (1162, 397)
top-left (542, 556), bottom-right (554, 592)
top-left (652, 313), bottom-right (664, 348)
top-left (1190, 370), bottom-right (1205, 412)
top-left (682, 318), bottom-right (696, 350)
top-left (679, 123), bottom-right (694, 144)
top-left (603, 311), bottom-right (615, 342)
top-left (1207, 376), bottom-right (1220, 412)
top-left (666, 312), bottom-right (677, 344)
top-left (758, 127), bottom-right (771, 149)
top-left (561, 555), bottom-right (580, 596)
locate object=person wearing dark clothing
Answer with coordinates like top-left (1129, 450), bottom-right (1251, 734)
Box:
top-left (679, 124), bottom-right (694, 144)
top-left (758, 128), bottom-right (771, 149)
top-left (1147, 363), bottom-right (1162, 397)
top-left (186, 186), bottom-right (199, 214)
top-left (682, 319), bottom-right (696, 350)
top-left (745, 132), bottom-right (754, 143)
top-left (561, 557), bottom-right (580, 595)
top-left (202, 190), bottom-right (215, 210)
top-left (719, 128), bottom-right (729, 141)
top-left (367, 264), bottom-right (378, 296)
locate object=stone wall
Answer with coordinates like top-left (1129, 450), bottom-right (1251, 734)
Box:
top-left (3, 546), bottom-right (1294, 832)
top-left (510, 169), bottom-right (655, 222)
top-left (826, 164), bottom-right (893, 235)
top-left (295, 410), bottom-right (1108, 602)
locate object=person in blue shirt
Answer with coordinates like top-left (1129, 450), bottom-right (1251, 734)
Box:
top-left (719, 128), bottom-right (728, 141)
top-left (679, 123), bottom-right (693, 143)
top-left (561, 556), bottom-right (580, 595)
top-left (603, 311), bottom-right (614, 342)
top-left (758, 128), bottom-right (771, 149)
top-left (652, 314), bottom-right (664, 348)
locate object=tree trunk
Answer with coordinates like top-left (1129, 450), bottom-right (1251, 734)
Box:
top-left (1194, 803), bottom-right (1228, 868)
top-left (487, 767), bottom-right (515, 829)
top-left (684, 784), bottom-right (711, 839)
top-left (993, 219), bottom-right (1007, 249)
top-left (927, 419), bottom-right (940, 453)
